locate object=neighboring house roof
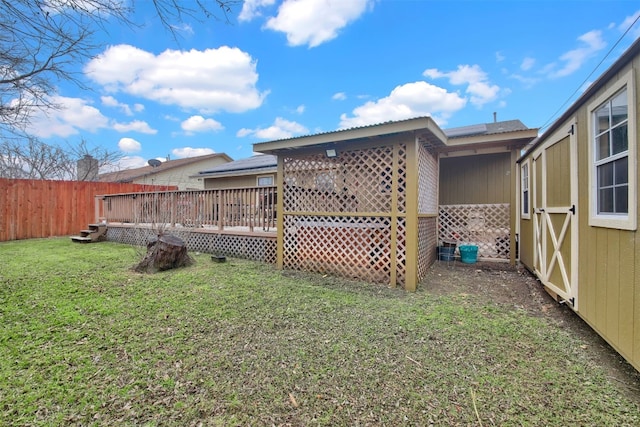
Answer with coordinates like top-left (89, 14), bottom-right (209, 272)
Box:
top-left (522, 36), bottom-right (640, 159)
top-left (445, 120), bottom-right (529, 138)
top-left (195, 154), bottom-right (277, 178)
top-left (441, 119), bottom-right (538, 154)
top-left (99, 153), bottom-right (232, 183)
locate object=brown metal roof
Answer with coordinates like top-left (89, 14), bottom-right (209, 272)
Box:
top-left (253, 116), bottom-right (537, 155)
top-left (253, 116), bottom-right (448, 154)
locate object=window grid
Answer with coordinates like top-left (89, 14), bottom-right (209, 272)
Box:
top-left (521, 161), bottom-right (530, 218)
top-left (594, 88), bottom-right (628, 215)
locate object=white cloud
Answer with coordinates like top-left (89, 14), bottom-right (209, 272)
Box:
top-left (239, 0), bottom-right (276, 21)
top-left (509, 73), bottom-right (540, 88)
top-left (520, 57), bottom-right (535, 71)
top-left (264, 0), bottom-right (374, 48)
top-left (237, 117), bottom-right (308, 140)
top-left (295, 104), bottom-right (305, 114)
top-left (181, 115), bottom-right (224, 134)
top-left (424, 64), bottom-right (500, 107)
top-left (170, 23), bottom-right (194, 35)
top-left (101, 95), bottom-right (133, 116)
top-left (133, 103), bottom-right (145, 112)
top-left (618, 10), bottom-right (640, 38)
top-left (26, 96), bottom-right (109, 138)
top-left (172, 147), bottom-right (216, 158)
top-left (118, 137), bottom-right (142, 153)
top-left (495, 51), bottom-right (505, 62)
top-left (332, 92), bottom-right (347, 101)
top-left (546, 30), bottom-right (606, 78)
top-left (339, 81), bottom-right (467, 129)
top-left (85, 44), bottom-right (268, 113)
top-left (112, 120), bottom-right (157, 134)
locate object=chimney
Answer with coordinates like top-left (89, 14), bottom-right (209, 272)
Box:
top-left (493, 112), bottom-right (497, 123)
top-left (77, 154), bottom-right (98, 181)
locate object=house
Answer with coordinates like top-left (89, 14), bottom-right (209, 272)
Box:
top-left (252, 117), bottom-right (538, 291)
top-left (194, 154), bottom-right (277, 189)
top-left (99, 153), bottom-right (232, 190)
top-left (517, 36), bottom-right (640, 372)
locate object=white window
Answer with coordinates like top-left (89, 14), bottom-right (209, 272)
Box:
top-left (257, 175), bottom-right (274, 186)
top-left (521, 160), bottom-right (530, 219)
top-left (588, 69), bottom-right (636, 230)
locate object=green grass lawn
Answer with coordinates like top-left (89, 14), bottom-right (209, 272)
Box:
top-left (0, 238), bottom-right (638, 426)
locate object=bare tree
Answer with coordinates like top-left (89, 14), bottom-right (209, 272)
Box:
top-left (0, 136), bottom-right (122, 180)
top-left (0, 0), bottom-right (239, 134)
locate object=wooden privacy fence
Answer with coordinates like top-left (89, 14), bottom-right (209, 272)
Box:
top-left (0, 179), bottom-right (175, 242)
top-left (98, 186), bottom-right (277, 233)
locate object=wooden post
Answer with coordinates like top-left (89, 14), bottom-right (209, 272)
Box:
top-left (276, 156), bottom-right (285, 269)
top-left (404, 138), bottom-right (420, 292)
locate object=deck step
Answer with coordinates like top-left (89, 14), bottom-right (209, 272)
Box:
top-left (71, 222), bottom-right (107, 243)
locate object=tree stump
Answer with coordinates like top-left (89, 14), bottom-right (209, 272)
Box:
top-left (134, 234), bottom-right (193, 273)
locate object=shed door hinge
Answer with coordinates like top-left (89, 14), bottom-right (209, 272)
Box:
top-left (569, 205), bottom-right (576, 215)
top-left (568, 124), bottom-right (575, 135)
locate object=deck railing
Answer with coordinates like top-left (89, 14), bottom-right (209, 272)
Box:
top-left (96, 186), bottom-right (277, 233)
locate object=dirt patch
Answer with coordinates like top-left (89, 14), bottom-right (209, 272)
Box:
top-left (422, 260), bottom-right (640, 404)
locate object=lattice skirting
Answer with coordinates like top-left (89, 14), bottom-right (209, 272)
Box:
top-left (106, 227), bottom-right (277, 264)
top-left (417, 217), bottom-right (437, 280)
top-left (283, 215), bottom-right (398, 286)
top-left (438, 203), bottom-right (510, 260)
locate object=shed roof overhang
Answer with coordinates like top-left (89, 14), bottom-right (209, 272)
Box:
top-left (253, 116), bottom-right (448, 155)
top-left (439, 128), bottom-right (539, 157)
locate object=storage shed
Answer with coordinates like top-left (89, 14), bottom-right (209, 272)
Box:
top-left (517, 37), bottom-right (640, 371)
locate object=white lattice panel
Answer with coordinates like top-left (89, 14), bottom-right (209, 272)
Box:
top-left (417, 217), bottom-right (437, 280)
top-left (438, 204), bottom-right (510, 260)
top-left (418, 144), bottom-right (438, 215)
top-left (107, 227), bottom-right (277, 264)
top-left (395, 217), bottom-right (407, 285)
top-left (396, 145), bottom-right (407, 214)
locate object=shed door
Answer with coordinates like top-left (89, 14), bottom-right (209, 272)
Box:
top-left (532, 124), bottom-right (578, 308)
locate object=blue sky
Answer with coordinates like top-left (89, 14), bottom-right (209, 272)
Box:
top-left (24, 0), bottom-right (640, 170)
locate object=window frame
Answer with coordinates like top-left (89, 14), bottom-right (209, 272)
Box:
top-left (521, 159), bottom-right (531, 219)
top-left (256, 175), bottom-right (274, 187)
top-left (587, 69), bottom-right (637, 230)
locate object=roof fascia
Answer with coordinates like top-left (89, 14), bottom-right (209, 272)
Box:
top-left (253, 117), bottom-right (446, 154)
top-left (445, 128), bottom-right (539, 147)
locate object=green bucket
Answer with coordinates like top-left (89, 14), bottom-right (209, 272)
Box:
top-left (459, 245), bottom-right (478, 264)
